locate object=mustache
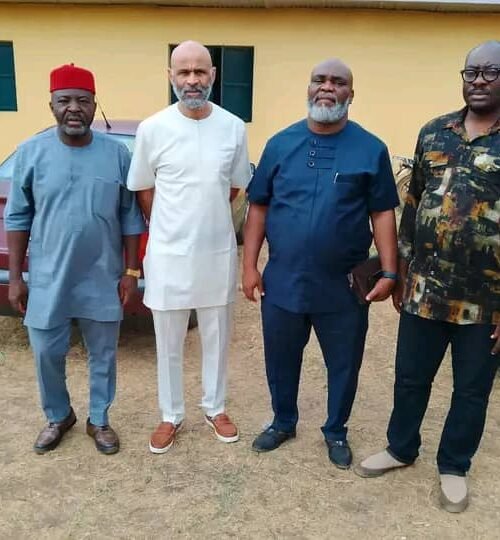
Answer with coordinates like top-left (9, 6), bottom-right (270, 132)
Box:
top-left (64, 114), bottom-right (84, 121)
top-left (180, 85), bottom-right (206, 95)
top-left (314, 93), bottom-right (338, 103)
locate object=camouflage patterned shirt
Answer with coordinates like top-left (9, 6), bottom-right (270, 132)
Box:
top-left (399, 108), bottom-right (500, 325)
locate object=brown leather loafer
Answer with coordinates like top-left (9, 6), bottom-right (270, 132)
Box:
top-left (205, 413), bottom-right (239, 443)
top-left (33, 408), bottom-right (77, 454)
top-left (86, 419), bottom-right (120, 454)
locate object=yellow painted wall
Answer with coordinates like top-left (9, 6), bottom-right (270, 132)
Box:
top-left (1, 5), bottom-right (499, 162)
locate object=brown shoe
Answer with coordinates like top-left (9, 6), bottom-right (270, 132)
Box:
top-left (205, 413), bottom-right (239, 443)
top-left (33, 408), bottom-right (77, 454)
top-left (86, 419), bottom-right (120, 455)
top-left (149, 421), bottom-right (183, 454)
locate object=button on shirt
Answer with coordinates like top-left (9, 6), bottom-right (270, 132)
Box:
top-left (399, 108), bottom-right (500, 325)
top-left (247, 119), bottom-right (399, 313)
top-left (4, 128), bottom-right (146, 330)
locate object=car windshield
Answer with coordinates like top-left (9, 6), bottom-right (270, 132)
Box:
top-left (109, 133), bottom-right (135, 154)
top-left (0, 132), bottom-right (136, 179)
top-left (0, 152), bottom-right (16, 179)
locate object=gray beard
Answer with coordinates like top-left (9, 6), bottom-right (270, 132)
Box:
top-left (307, 99), bottom-right (350, 124)
top-left (60, 124), bottom-right (89, 137)
top-left (173, 83), bottom-right (212, 110)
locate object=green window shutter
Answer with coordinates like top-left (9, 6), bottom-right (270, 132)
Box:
top-left (0, 42), bottom-right (17, 111)
top-left (221, 47), bottom-right (253, 122)
top-left (168, 44), bottom-right (178, 105)
top-left (207, 46), bottom-right (222, 105)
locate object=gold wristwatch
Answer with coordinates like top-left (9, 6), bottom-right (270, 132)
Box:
top-left (124, 268), bottom-right (141, 278)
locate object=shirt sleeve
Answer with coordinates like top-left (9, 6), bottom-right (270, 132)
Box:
top-left (246, 139), bottom-right (277, 206)
top-left (398, 130), bottom-right (427, 261)
top-left (4, 145), bottom-right (34, 232)
top-left (118, 145), bottom-right (147, 236)
top-left (230, 122), bottom-right (252, 189)
top-left (367, 145), bottom-right (400, 213)
top-left (126, 122), bottom-right (156, 191)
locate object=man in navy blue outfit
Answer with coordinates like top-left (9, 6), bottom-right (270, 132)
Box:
top-left (243, 58), bottom-right (399, 468)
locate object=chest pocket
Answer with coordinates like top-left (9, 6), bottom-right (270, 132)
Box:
top-left (91, 177), bottom-right (121, 219)
top-left (421, 150), bottom-right (452, 197)
top-left (472, 154), bottom-right (500, 203)
top-left (423, 150), bottom-right (450, 179)
top-left (333, 173), bottom-right (365, 199)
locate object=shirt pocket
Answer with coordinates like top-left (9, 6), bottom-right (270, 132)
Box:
top-left (471, 154), bottom-right (500, 203)
top-left (91, 177), bottom-right (121, 220)
top-left (423, 151), bottom-right (450, 187)
top-left (333, 172), bottom-right (364, 193)
top-left (333, 173), bottom-right (365, 200)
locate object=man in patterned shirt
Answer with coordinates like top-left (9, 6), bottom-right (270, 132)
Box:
top-left (356, 41), bottom-right (500, 513)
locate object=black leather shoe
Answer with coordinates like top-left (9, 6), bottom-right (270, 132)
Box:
top-left (326, 439), bottom-right (352, 469)
top-left (252, 427), bottom-right (296, 452)
top-left (33, 408), bottom-right (77, 454)
top-left (86, 419), bottom-right (120, 455)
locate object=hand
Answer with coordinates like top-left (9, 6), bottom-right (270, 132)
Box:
top-left (9, 278), bottom-right (28, 314)
top-left (391, 280), bottom-right (405, 313)
top-left (119, 275), bottom-right (138, 306)
top-left (491, 324), bottom-right (500, 355)
top-left (365, 277), bottom-right (395, 303)
top-left (242, 267), bottom-right (265, 302)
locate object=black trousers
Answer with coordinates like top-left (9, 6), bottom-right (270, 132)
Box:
top-left (387, 312), bottom-right (499, 475)
top-left (261, 297), bottom-right (369, 441)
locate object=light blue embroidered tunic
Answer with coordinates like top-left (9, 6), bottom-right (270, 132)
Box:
top-left (5, 127), bottom-right (146, 329)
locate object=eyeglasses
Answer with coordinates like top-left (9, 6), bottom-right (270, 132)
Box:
top-left (460, 68), bottom-right (500, 83)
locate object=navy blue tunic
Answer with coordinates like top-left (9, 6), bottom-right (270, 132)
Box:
top-left (247, 119), bottom-right (399, 313)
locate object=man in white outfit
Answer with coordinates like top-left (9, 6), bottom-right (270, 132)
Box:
top-left (127, 41), bottom-right (251, 453)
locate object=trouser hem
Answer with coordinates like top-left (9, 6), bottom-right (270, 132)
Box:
top-left (271, 421), bottom-right (297, 434)
top-left (89, 412), bottom-right (109, 426)
top-left (161, 413), bottom-right (185, 425)
top-left (46, 407), bottom-right (73, 424)
top-left (386, 445), bottom-right (416, 466)
top-left (323, 434), bottom-right (347, 443)
top-left (437, 466), bottom-right (467, 477)
top-left (204, 407), bottom-right (225, 419)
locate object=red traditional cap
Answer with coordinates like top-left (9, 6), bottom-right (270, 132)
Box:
top-left (49, 63), bottom-right (96, 94)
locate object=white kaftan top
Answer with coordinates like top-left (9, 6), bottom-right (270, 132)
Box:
top-left (127, 103), bottom-right (251, 310)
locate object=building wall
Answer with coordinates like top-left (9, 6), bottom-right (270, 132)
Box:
top-left (1, 5), bottom-right (499, 161)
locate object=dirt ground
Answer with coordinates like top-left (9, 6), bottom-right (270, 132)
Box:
top-left (1, 248), bottom-right (499, 540)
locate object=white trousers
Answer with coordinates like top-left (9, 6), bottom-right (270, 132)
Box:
top-left (151, 304), bottom-right (234, 424)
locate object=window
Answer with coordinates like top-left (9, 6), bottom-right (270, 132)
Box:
top-left (0, 42), bottom-right (17, 111)
top-left (168, 45), bottom-right (254, 122)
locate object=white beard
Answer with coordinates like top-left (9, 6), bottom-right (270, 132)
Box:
top-left (307, 99), bottom-right (350, 123)
top-left (173, 83), bottom-right (212, 110)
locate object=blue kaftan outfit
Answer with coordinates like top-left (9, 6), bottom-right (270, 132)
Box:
top-left (247, 119), bottom-right (399, 440)
top-left (5, 127), bottom-right (145, 425)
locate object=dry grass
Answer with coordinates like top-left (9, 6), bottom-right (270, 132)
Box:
top-left (0, 250), bottom-right (499, 539)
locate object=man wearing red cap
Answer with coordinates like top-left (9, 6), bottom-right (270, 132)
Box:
top-left (5, 64), bottom-right (145, 455)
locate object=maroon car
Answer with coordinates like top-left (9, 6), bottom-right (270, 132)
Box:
top-left (0, 120), bottom-right (249, 318)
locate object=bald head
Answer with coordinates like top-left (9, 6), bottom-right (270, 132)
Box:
top-left (462, 40), bottom-right (500, 115)
top-left (311, 58), bottom-right (353, 86)
top-left (170, 40), bottom-right (213, 70)
top-left (465, 40), bottom-right (500, 67)
top-left (169, 40), bottom-right (215, 114)
top-left (307, 58), bottom-right (354, 126)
